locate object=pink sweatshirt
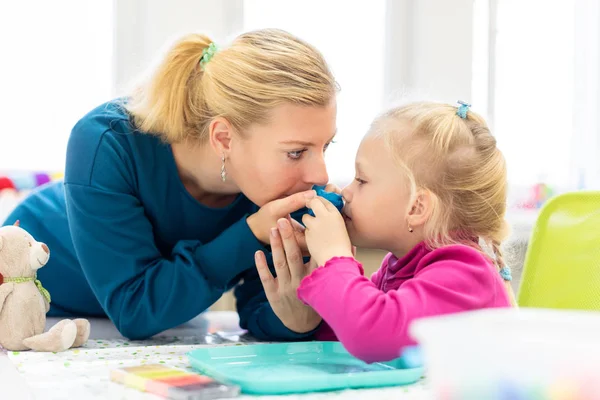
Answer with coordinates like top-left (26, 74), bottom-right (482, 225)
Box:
top-left (297, 242), bottom-right (511, 363)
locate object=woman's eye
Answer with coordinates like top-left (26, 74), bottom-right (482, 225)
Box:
top-left (287, 150), bottom-right (306, 160)
top-left (288, 141), bottom-right (334, 160)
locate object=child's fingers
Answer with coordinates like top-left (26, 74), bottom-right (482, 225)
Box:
top-left (255, 251), bottom-right (277, 295)
top-left (277, 219), bottom-right (305, 282)
top-left (307, 197), bottom-right (329, 216)
top-left (288, 216), bottom-right (306, 233)
top-left (301, 213), bottom-right (315, 229)
top-left (287, 217), bottom-right (309, 255)
top-left (293, 232), bottom-right (309, 256)
top-left (270, 225), bottom-right (291, 285)
top-left (321, 197), bottom-right (340, 213)
top-left (312, 197), bottom-right (339, 213)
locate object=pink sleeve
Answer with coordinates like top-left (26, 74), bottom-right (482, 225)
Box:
top-left (297, 250), bottom-right (507, 364)
top-left (315, 254), bottom-right (391, 342)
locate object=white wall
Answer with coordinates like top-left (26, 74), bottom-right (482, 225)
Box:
top-left (0, 0), bottom-right (477, 172)
top-left (384, 0), bottom-right (474, 106)
top-left (0, 0), bottom-right (114, 171)
top-left (113, 0), bottom-right (476, 109)
top-left (113, 0), bottom-right (243, 93)
top-left (573, 0), bottom-right (600, 189)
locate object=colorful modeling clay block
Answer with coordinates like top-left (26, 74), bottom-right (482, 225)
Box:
top-left (110, 364), bottom-right (240, 399)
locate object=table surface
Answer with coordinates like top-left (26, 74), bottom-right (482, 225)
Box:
top-left (0, 312), bottom-right (433, 400)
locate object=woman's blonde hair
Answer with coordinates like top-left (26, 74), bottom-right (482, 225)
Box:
top-left (126, 29), bottom-right (337, 143)
top-left (371, 102), bottom-right (516, 305)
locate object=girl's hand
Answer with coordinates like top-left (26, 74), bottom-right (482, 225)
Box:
top-left (302, 197), bottom-right (353, 267)
top-left (255, 219), bottom-right (321, 334)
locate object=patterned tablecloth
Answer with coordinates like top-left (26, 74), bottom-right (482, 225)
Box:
top-left (4, 313), bottom-right (434, 400)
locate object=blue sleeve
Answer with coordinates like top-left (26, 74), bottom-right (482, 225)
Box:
top-left (64, 133), bottom-right (266, 340)
top-left (234, 257), bottom-right (321, 341)
top-left (66, 183), bottom-right (264, 340)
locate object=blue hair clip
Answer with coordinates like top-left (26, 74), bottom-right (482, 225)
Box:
top-left (456, 100), bottom-right (471, 119)
top-left (499, 266), bottom-right (512, 282)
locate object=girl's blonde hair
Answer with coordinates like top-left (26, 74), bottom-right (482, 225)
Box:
top-left (126, 29), bottom-right (337, 143)
top-left (371, 102), bottom-right (516, 305)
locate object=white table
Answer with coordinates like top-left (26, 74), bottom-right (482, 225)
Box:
top-left (0, 312), bottom-right (432, 400)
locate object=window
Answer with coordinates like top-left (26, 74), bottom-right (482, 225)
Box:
top-left (0, 1), bottom-right (114, 171)
top-left (495, 0), bottom-right (574, 188)
top-left (475, 0), bottom-right (600, 195)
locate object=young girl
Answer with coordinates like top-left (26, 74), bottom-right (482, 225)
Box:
top-left (257, 101), bottom-right (514, 363)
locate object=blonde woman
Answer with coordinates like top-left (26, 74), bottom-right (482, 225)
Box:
top-left (4, 29), bottom-right (337, 340)
top-left (256, 101), bottom-right (516, 363)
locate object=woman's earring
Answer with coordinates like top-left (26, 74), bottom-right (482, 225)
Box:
top-left (220, 154), bottom-right (227, 182)
top-left (408, 224), bottom-right (413, 233)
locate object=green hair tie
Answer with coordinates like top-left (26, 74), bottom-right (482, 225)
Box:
top-left (200, 42), bottom-right (218, 70)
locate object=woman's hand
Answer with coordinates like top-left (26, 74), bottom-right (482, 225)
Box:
top-left (247, 190), bottom-right (316, 246)
top-left (302, 197), bottom-right (353, 267)
top-left (255, 218), bottom-right (321, 334)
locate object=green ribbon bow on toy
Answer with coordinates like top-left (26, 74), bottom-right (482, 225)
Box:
top-left (3, 275), bottom-right (51, 304)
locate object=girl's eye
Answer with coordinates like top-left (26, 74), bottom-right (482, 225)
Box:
top-left (287, 150), bottom-right (306, 160)
top-left (355, 177), bottom-right (367, 185)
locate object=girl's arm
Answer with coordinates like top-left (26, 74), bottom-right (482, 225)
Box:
top-left (297, 247), bottom-right (502, 363)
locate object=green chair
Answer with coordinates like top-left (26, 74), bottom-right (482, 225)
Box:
top-left (517, 191), bottom-right (600, 310)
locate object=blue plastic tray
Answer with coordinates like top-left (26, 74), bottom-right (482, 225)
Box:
top-left (187, 341), bottom-right (424, 395)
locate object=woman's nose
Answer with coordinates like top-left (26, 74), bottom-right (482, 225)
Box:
top-left (305, 157), bottom-right (329, 187)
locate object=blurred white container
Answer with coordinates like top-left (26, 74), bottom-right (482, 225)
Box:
top-left (410, 308), bottom-right (600, 399)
